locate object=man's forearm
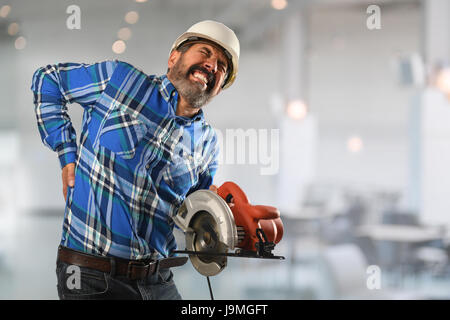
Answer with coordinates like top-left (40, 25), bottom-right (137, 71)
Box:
top-left (32, 65), bottom-right (77, 169)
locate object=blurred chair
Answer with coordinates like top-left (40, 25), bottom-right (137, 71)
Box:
top-left (380, 211), bottom-right (448, 277)
top-left (414, 246), bottom-right (448, 276)
top-left (377, 211), bottom-right (416, 274)
top-left (354, 235), bottom-right (379, 266)
top-left (300, 186), bottom-right (370, 245)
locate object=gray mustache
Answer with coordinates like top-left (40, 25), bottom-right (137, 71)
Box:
top-left (187, 65), bottom-right (216, 90)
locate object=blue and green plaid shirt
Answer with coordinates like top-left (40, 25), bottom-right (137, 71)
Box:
top-left (31, 60), bottom-right (219, 259)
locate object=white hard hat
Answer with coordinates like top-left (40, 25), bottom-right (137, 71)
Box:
top-left (170, 20), bottom-right (240, 89)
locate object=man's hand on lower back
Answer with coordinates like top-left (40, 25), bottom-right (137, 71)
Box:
top-left (62, 162), bottom-right (75, 202)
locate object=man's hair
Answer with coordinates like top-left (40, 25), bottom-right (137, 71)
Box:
top-left (167, 42), bottom-right (195, 73)
top-left (177, 41), bottom-right (195, 54)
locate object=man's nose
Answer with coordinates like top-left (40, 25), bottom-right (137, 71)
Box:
top-left (202, 59), bottom-right (217, 74)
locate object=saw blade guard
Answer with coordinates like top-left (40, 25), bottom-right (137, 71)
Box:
top-left (173, 190), bottom-right (238, 276)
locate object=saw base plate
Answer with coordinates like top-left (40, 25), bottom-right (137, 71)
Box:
top-left (173, 249), bottom-right (285, 260)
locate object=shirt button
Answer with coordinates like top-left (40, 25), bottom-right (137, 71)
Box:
top-left (146, 163), bottom-right (150, 169)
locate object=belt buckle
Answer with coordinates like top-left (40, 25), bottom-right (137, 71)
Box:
top-left (127, 260), bottom-right (158, 280)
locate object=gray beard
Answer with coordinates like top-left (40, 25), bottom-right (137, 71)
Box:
top-left (169, 60), bottom-right (214, 109)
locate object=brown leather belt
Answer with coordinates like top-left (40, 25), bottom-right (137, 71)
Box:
top-left (57, 245), bottom-right (188, 281)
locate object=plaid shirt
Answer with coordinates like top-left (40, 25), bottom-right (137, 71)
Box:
top-left (31, 60), bottom-right (219, 259)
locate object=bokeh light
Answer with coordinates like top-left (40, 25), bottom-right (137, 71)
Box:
top-left (286, 99), bottom-right (307, 120)
top-left (125, 11), bottom-right (139, 24)
top-left (14, 36), bottom-right (27, 50)
top-left (112, 40), bottom-right (126, 54)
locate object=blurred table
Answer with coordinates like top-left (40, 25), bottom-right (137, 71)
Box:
top-left (355, 224), bottom-right (444, 243)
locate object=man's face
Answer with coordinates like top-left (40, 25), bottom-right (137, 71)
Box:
top-left (167, 42), bottom-right (229, 109)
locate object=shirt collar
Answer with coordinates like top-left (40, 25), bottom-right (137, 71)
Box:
top-left (174, 108), bottom-right (205, 125)
top-left (159, 74), bottom-right (177, 102)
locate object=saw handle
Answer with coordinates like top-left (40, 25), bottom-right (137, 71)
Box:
top-left (249, 205), bottom-right (280, 220)
top-left (217, 181), bottom-right (284, 249)
top-left (218, 181), bottom-right (249, 205)
top-left (218, 182), bottom-right (280, 220)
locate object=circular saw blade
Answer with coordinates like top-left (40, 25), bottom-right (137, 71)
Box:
top-left (173, 190), bottom-right (238, 276)
top-left (186, 210), bottom-right (229, 276)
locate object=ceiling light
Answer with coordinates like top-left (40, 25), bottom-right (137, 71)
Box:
top-left (0, 5), bottom-right (11, 18)
top-left (286, 99), bottom-right (307, 120)
top-left (125, 11), bottom-right (139, 24)
top-left (8, 22), bottom-right (19, 36)
top-left (117, 27), bottom-right (132, 41)
top-left (347, 136), bottom-right (363, 153)
top-left (15, 36), bottom-right (26, 50)
top-left (271, 0), bottom-right (288, 10)
top-left (112, 40), bottom-right (126, 54)
top-left (435, 67), bottom-right (450, 95)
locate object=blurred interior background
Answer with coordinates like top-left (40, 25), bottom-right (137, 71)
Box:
top-left (1, 0), bottom-right (450, 299)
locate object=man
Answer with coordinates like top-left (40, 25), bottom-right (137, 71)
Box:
top-left (30, 20), bottom-right (240, 300)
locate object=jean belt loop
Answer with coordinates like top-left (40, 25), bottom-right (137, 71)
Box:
top-left (109, 257), bottom-right (116, 277)
top-left (154, 259), bottom-right (161, 279)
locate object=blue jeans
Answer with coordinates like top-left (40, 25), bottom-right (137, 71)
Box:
top-left (56, 260), bottom-right (182, 300)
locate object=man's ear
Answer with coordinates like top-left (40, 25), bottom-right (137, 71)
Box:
top-left (168, 50), bottom-right (181, 70)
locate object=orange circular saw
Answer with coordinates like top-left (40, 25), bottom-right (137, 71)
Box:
top-left (173, 181), bottom-right (285, 277)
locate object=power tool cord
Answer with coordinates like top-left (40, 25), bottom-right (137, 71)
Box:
top-left (206, 276), bottom-right (214, 300)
